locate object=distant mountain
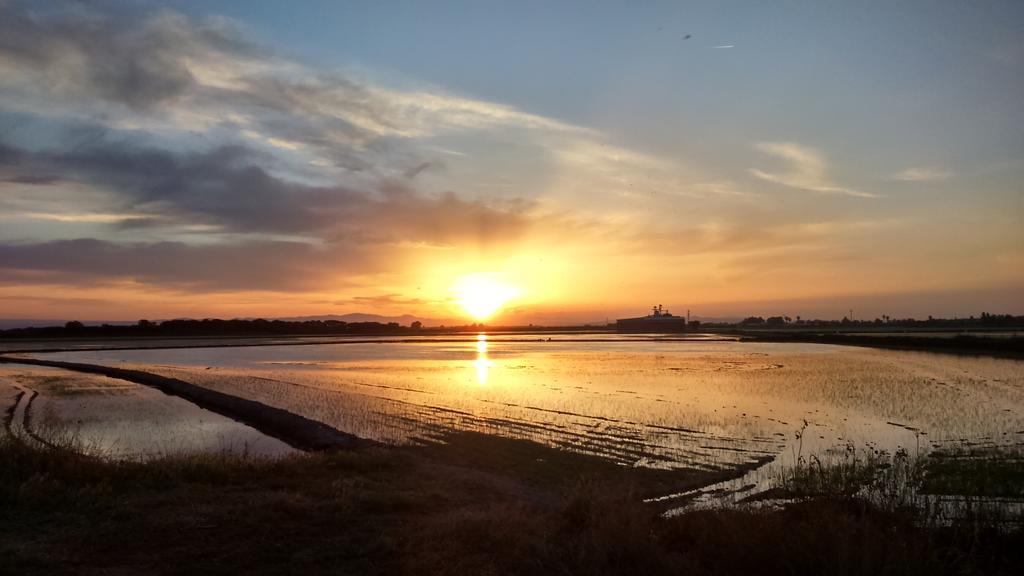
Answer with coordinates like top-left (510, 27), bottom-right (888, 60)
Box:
top-left (275, 313), bottom-right (438, 326)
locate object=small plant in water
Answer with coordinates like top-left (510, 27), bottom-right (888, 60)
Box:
top-left (790, 419), bottom-right (809, 466)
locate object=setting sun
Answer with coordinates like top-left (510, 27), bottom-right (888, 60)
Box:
top-left (452, 273), bottom-right (522, 321)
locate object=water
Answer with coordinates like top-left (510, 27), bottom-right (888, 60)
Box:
top-left (29, 335), bottom-right (1024, 475)
top-left (0, 364), bottom-right (295, 459)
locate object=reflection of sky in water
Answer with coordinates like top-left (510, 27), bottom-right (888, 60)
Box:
top-left (34, 338), bottom-right (1024, 471)
top-left (0, 365), bottom-right (294, 459)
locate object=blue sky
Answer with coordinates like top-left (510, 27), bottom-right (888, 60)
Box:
top-left (176, 0), bottom-right (1022, 158)
top-left (0, 1), bottom-right (1021, 321)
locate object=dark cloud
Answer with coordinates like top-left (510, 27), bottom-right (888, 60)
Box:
top-left (403, 161), bottom-right (434, 179)
top-left (228, 75), bottom-right (387, 144)
top-left (0, 135), bottom-right (540, 292)
top-left (0, 1), bottom-right (421, 172)
top-left (0, 238), bottom-right (355, 291)
top-left (0, 137), bottom-right (364, 233)
top-left (0, 134), bottom-right (535, 247)
top-left (3, 174), bottom-right (62, 185)
top-left (113, 217), bottom-right (168, 229)
top-left (0, 1), bottom-right (257, 111)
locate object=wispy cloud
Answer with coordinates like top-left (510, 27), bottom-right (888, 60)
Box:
top-left (749, 142), bottom-right (878, 198)
top-left (0, 1), bottom-right (593, 185)
top-left (712, 45), bottom-right (735, 49)
top-left (891, 166), bottom-right (952, 182)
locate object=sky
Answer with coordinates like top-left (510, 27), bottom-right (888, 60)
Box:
top-left (0, 0), bottom-right (1022, 324)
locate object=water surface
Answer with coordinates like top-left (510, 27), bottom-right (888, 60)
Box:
top-left (34, 335), bottom-right (1024, 472)
top-left (0, 364), bottom-right (295, 458)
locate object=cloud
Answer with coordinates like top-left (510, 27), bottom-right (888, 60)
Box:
top-left (0, 239), bottom-right (346, 291)
top-left (626, 218), bottom-right (898, 258)
top-left (0, 1), bottom-right (592, 181)
top-left (749, 142), bottom-right (878, 198)
top-left (9, 212), bottom-right (150, 224)
top-left (0, 3), bottom-right (257, 111)
top-left (891, 166), bottom-right (952, 182)
top-left (664, 180), bottom-right (757, 199)
top-left (0, 132), bottom-right (547, 247)
top-left (0, 186), bottom-right (548, 290)
top-left (0, 137), bottom-right (364, 233)
top-left (0, 1), bottom-right (782, 308)
top-left (0, 2), bottom-right (650, 234)
top-left (329, 294), bottom-right (437, 308)
top-left (402, 161), bottom-right (435, 179)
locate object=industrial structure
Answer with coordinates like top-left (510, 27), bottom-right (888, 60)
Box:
top-left (616, 305), bottom-right (688, 333)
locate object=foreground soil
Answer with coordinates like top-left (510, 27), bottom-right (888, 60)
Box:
top-left (2, 432), bottom-right (1022, 576)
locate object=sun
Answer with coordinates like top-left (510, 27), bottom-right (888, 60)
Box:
top-left (452, 273), bottom-right (521, 321)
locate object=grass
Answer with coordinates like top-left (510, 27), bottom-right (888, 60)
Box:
top-left (777, 443), bottom-right (1024, 502)
top-left (765, 440), bottom-right (1024, 533)
top-left (2, 431), bottom-right (1024, 575)
top-left (771, 449), bottom-right (890, 499)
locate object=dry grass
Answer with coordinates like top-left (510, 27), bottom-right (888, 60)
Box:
top-left (2, 431), bottom-right (1024, 575)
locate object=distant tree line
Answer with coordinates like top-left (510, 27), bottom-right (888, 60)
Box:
top-left (725, 312), bottom-right (1024, 329)
top-left (0, 318), bottom-right (607, 339)
top-left (0, 318), bottom-right (427, 339)
top-left (2, 312), bottom-right (1022, 340)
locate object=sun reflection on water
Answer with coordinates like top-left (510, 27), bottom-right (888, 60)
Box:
top-left (474, 333), bottom-right (492, 384)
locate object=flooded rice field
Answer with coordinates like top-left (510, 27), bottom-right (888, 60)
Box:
top-left (21, 335), bottom-right (1024, 477)
top-left (0, 364), bottom-right (294, 459)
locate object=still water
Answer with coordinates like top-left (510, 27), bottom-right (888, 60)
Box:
top-left (31, 335), bottom-right (1024, 472)
top-left (0, 364), bottom-right (294, 458)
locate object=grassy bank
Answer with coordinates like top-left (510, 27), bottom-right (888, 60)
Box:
top-left (2, 433), bottom-right (1022, 575)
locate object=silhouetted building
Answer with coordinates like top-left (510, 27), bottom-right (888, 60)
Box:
top-left (616, 305), bottom-right (687, 333)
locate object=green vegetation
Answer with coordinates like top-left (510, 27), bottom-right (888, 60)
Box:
top-left (2, 432), bottom-right (1022, 575)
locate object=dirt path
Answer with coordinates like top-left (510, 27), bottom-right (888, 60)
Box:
top-left (0, 355), bottom-right (375, 452)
